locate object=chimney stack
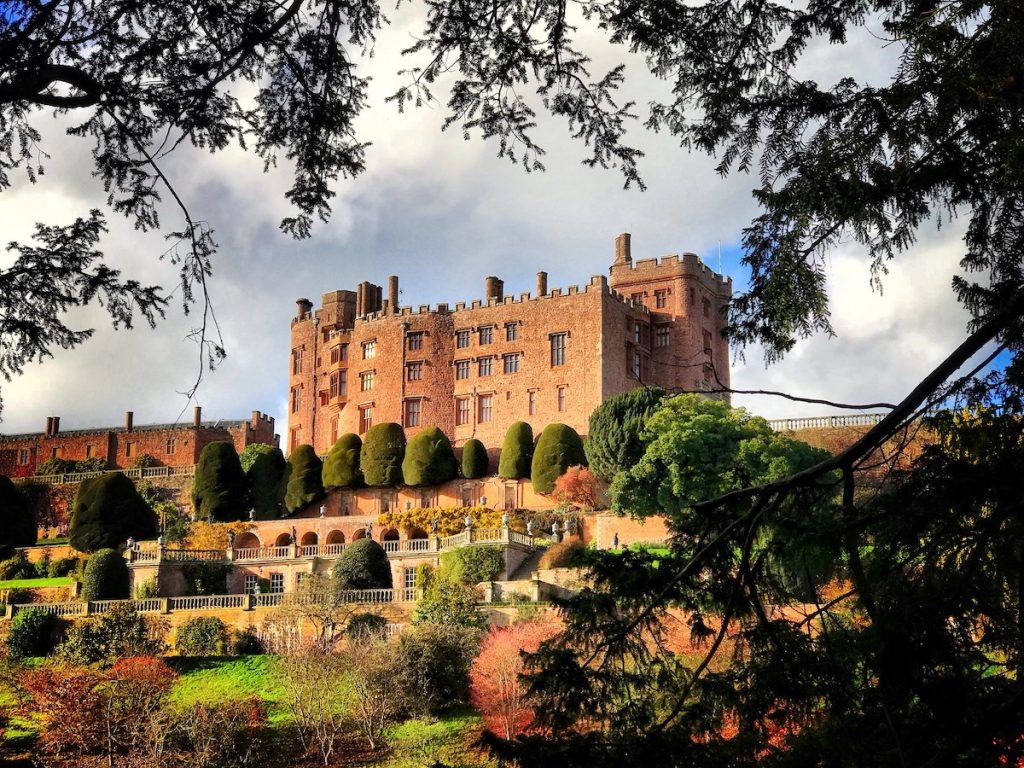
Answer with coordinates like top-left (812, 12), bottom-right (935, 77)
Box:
top-left (388, 275), bottom-right (399, 313)
top-left (45, 417), bottom-right (53, 437)
top-left (125, 411), bottom-right (134, 432)
top-left (295, 298), bottom-right (313, 319)
top-left (485, 276), bottom-right (504, 302)
top-left (51, 416), bottom-right (60, 436)
top-left (193, 406), bottom-right (202, 427)
top-left (356, 283), bottom-right (364, 317)
top-left (536, 271), bottom-right (548, 297)
top-left (614, 232), bottom-right (632, 265)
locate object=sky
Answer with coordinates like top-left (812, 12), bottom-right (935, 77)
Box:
top-left (0, 8), bottom-right (995, 440)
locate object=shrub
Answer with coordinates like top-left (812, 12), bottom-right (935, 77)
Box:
top-left (360, 423), bottom-right (406, 486)
top-left (347, 612), bottom-right (388, 642)
top-left (175, 617), bottom-right (228, 655)
top-left (403, 427), bottom-right (459, 486)
top-left (531, 423), bottom-right (587, 494)
top-left (284, 444), bottom-right (325, 513)
top-left (460, 438), bottom-right (488, 479)
top-left (48, 555), bottom-right (80, 578)
top-left (81, 548), bottom-right (130, 601)
top-left (246, 445), bottom-right (287, 519)
top-left (231, 625), bottom-right (264, 655)
top-left (69, 472), bottom-right (156, 552)
top-left (7, 607), bottom-right (62, 657)
top-left (192, 441), bottom-right (250, 522)
top-left (585, 386), bottom-right (667, 480)
top-left (168, 697), bottom-right (269, 766)
top-left (134, 577), bottom-right (160, 598)
top-left (0, 551), bottom-right (36, 580)
top-left (59, 604), bottom-right (167, 664)
top-left (332, 538), bottom-right (392, 589)
top-left (180, 562), bottom-right (230, 596)
top-left (538, 538), bottom-right (588, 569)
top-left (553, 465), bottom-right (601, 510)
top-left (395, 623), bottom-right (481, 717)
top-left (0, 475), bottom-right (36, 550)
top-left (21, 664), bottom-right (107, 756)
top-left (440, 545), bottom-right (504, 584)
top-left (413, 574), bottom-right (486, 629)
top-left (322, 433), bottom-right (363, 488)
top-left (470, 618), bottom-right (562, 739)
top-left (498, 421), bottom-right (534, 479)
top-left (128, 453), bottom-right (161, 469)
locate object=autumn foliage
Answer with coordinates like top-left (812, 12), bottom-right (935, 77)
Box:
top-left (469, 618), bottom-right (561, 740)
top-left (552, 465), bottom-right (600, 510)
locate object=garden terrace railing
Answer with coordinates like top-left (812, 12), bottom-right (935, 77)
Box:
top-left (382, 538), bottom-right (431, 554)
top-left (168, 594), bottom-right (246, 611)
top-left (766, 413), bottom-right (886, 431)
top-left (11, 602), bottom-right (85, 617)
top-left (16, 464), bottom-right (196, 486)
top-left (164, 548), bottom-right (222, 562)
top-left (253, 593), bottom-right (284, 608)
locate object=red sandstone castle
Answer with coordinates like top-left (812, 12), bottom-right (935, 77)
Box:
top-left (288, 233), bottom-right (732, 456)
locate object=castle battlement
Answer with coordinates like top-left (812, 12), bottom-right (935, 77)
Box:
top-left (609, 247), bottom-right (732, 291)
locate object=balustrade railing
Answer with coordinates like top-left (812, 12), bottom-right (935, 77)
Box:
top-left (767, 413), bottom-right (886, 431)
top-left (16, 464), bottom-right (196, 486)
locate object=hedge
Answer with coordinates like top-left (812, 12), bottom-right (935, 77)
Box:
top-left (440, 545), bottom-right (504, 584)
top-left (531, 423), bottom-right (587, 494)
top-left (460, 439), bottom-right (488, 479)
top-left (175, 617), bottom-right (229, 655)
top-left (284, 444), bottom-right (326, 513)
top-left (7, 607), bottom-right (62, 658)
top-left (323, 433), bottom-right (363, 488)
top-left (81, 548), bottom-right (130, 601)
top-left (403, 427), bottom-right (459, 486)
top-left (498, 421), bottom-right (534, 479)
top-left (191, 442), bottom-right (250, 522)
top-left (246, 445), bottom-right (287, 519)
top-left (69, 473), bottom-right (156, 553)
top-left (361, 423), bottom-right (406, 486)
top-left (332, 538), bottom-right (392, 589)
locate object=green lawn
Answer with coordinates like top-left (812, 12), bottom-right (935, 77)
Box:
top-left (33, 537), bottom-right (69, 546)
top-left (384, 707), bottom-right (494, 768)
top-left (168, 655), bottom-right (287, 713)
top-left (0, 577), bottom-right (73, 589)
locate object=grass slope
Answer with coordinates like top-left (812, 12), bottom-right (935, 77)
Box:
top-left (0, 577), bottom-right (73, 589)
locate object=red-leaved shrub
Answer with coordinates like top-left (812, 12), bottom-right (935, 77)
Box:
top-left (552, 466), bottom-right (599, 510)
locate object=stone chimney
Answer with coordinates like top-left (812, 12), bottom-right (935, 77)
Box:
top-left (125, 411), bottom-right (134, 432)
top-left (51, 416), bottom-right (60, 436)
top-left (536, 271), bottom-right (548, 296)
top-left (388, 275), bottom-right (399, 312)
top-left (485, 276), bottom-right (504, 302)
top-left (193, 406), bottom-right (203, 427)
top-left (614, 232), bottom-right (632, 265)
top-left (295, 298), bottom-right (313, 319)
top-left (45, 417), bottom-right (53, 437)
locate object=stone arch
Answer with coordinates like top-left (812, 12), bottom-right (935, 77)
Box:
top-left (235, 531), bottom-right (260, 549)
top-left (274, 532), bottom-right (292, 547)
top-left (300, 531), bottom-right (318, 547)
top-left (351, 527), bottom-right (367, 540)
top-left (407, 526), bottom-right (428, 541)
top-left (325, 530), bottom-right (345, 545)
top-left (380, 527), bottom-right (400, 543)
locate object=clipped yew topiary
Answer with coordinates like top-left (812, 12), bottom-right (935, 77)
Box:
top-left (323, 433), bottom-right (363, 488)
top-left (360, 423), bottom-right (406, 487)
top-left (531, 423), bottom-right (587, 494)
top-left (403, 427), bottom-right (459, 486)
top-left (246, 445), bottom-right (287, 519)
top-left (0, 475), bottom-right (36, 554)
top-left (284, 444), bottom-right (325, 513)
top-left (585, 386), bottom-right (666, 480)
top-left (69, 473), bottom-right (156, 553)
top-left (81, 548), bottom-right (130, 601)
top-left (192, 442), bottom-right (250, 522)
top-left (461, 439), bottom-right (488, 479)
top-left (497, 421), bottom-right (534, 479)
top-left (332, 538), bottom-right (393, 590)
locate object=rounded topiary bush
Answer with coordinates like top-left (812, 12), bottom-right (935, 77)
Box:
top-left (360, 423), bottom-right (406, 487)
top-left (0, 476), bottom-right (36, 553)
top-left (531, 423), bottom-right (587, 494)
top-left (403, 427), bottom-right (459, 486)
top-left (175, 616), bottom-right (229, 655)
top-left (69, 473), bottom-right (156, 553)
top-left (284, 444), bottom-right (326, 513)
top-left (460, 439), bottom-right (488, 479)
top-left (192, 442), bottom-right (250, 522)
top-left (81, 548), bottom-right (131, 601)
top-left (498, 422), bottom-right (534, 479)
top-left (323, 433), bottom-right (363, 488)
top-left (7, 607), bottom-right (62, 658)
top-left (333, 538), bottom-right (393, 590)
top-left (246, 445), bottom-right (287, 519)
